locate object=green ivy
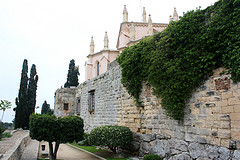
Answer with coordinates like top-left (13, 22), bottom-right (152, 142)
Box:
top-left (117, 0), bottom-right (240, 120)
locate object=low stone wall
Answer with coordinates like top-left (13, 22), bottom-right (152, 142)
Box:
top-left (123, 133), bottom-right (240, 160)
top-left (2, 134), bottom-right (31, 160)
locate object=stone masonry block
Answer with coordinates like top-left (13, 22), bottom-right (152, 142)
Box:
top-left (231, 121), bottom-right (240, 129)
top-left (230, 113), bottom-right (240, 121)
top-left (219, 114), bottom-right (230, 121)
top-left (222, 91), bottom-right (233, 100)
top-left (211, 107), bottom-right (221, 114)
top-left (197, 128), bottom-right (210, 136)
top-left (231, 130), bottom-right (240, 140)
top-left (236, 140), bottom-right (240, 150)
top-left (218, 129), bottom-right (231, 139)
top-left (228, 97), bottom-right (240, 106)
top-left (219, 121), bottom-right (230, 129)
top-left (210, 96), bottom-right (221, 101)
top-left (233, 105), bottom-right (240, 112)
top-left (205, 103), bottom-right (216, 107)
top-left (216, 100), bottom-right (227, 108)
top-left (220, 139), bottom-right (230, 148)
top-left (221, 106), bottom-right (234, 114)
top-left (129, 118), bottom-right (134, 123)
top-left (233, 89), bottom-right (240, 97)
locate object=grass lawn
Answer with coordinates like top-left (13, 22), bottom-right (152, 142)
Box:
top-left (106, 158), bottom-right (129, 160)
top-left (38, 159), bottom-right (62, 160)
top-left (70, 142), bottom-right (107, 153)
top-left (69, 143), bottom-right (129, 160)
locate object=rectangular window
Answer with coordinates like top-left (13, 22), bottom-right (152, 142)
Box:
top-left (97, 62), bottom-right (100, 76)
top-left (64, 103), bottom-right (69, 110)
top-left (88, 90), bottom-right (95, 113)
top-left (76, 98), bottom-right (81, 115)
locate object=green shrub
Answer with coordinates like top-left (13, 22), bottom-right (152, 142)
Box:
top-left (143, 154), bottom-right (162, 160)
top-left (2, 132), bottom-right (11, 138)
top-left (0, 126), bottom-right (5, 140)
top-left (78, 133), bottom-right (90, 146)
top-left (88, 125), bottom-right (133, 153)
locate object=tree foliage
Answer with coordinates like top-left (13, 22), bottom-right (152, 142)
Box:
top-left (88, 125), bottom-right (132, 153)
top-left (15, 59), bottom-right (28, 128)
top-left (26, 64), bottom-right (38, 128)
top-left (29, 114), bottom-right (84, 160)
top-left (41, 100), bottom-right (53, 115)
top-left (14, 59), bottom-right (38, 129)
top-left (0, 126), bottom-right (5, 140)
top-left (0, 100), bottom-right (12, 122)
top-left (64, 59), bottom-right (80, 88)
top-left (117, 0), bottom-right (240, 120)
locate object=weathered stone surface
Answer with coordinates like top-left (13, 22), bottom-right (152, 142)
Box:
top-left (149, 140), bottom-right (170, 158)
top-left (156, 134), bottom-right (171, 140)
top-left (196, 157), bottom-right (209, 160)
top-left (212, 131), bottom-right (217, 136)
top-left (185, 134), bottom-right (207, 144)
top-left (140, 134), bottom-right (156, 142)
top-left (206, 91), bottom-right (215, 96)
top-left (132, 133), bottom-right (141, 141)
top-left (139, 142), bottom-right (150, 157)
top-left (122, 141), bottom-right (140, 152)
top-left (170, 139), bottom-right (188, 152)
top-left (188, 142), bottom-right (205, 159)
top-left (206, 145), bottom-right (219, 159)
top-left (232, 150), bottom-right (240, 160)
top-left (218, 147), bottom-right (230, 160)
top-left (169, 152), bottom-right (191, 160)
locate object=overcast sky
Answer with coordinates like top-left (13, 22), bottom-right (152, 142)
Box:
top-left (0, 0), bottom-right (218, 123)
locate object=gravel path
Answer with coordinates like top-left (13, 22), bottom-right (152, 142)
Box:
top-left (39, 141), bottom-right (104, 160)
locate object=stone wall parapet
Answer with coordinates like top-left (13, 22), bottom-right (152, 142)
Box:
top-left (2, 132), bottom-right (31, 160)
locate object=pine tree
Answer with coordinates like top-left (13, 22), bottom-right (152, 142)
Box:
top-left (64, 59), bottom-right (80, 88)
top-left (26, 64), bottom-right (38, 128)
top-left (14, 59), bottom-right (28, 129)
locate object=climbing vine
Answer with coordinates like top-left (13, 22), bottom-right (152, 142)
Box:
top-left (117, 0), bottom-right (240, 120)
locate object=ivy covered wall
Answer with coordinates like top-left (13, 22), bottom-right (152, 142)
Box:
top-left (117, 0), bottom-right (240, 120)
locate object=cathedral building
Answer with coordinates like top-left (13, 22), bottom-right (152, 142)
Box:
top-left (54, 5), bottom-right (240, 158)
top-left (85, 5), bottom-right (177, 81)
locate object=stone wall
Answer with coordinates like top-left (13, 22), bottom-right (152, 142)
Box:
top-left (2, 133), bottom-right (31, 160)
top-left (54, 61), bottom-right (240, 158)
top-left (123, 133), bottom-right (240, 160)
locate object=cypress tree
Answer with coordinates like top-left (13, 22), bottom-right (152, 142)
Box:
top-left (26, 64), bottom-right (38, 128)
top-left (14, 59), bottom-right (28, 129)
top-left (14, 60), bottom-right (38, 129)
top-left (41, 100), bottom-right (50, 114)
top-left (64, 59), bottom-right (80, 88)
